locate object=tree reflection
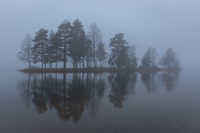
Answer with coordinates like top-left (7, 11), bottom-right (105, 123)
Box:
top-left (17, 71), bottom-right (180, 121)
top-left (141, 73), bottom-right (157, 92)
top-left (17, 74), bottom-right (32, 108)
top-left (86, 73), bottom-right (107, 117)
top-left (57, 73), bottom-right (91, 123)
top-left (17, 72), bottom-right (107, 123)
top-left (108, 72), bottom-right (137, 108)
top-left (32, 74), bottom-right (49, 113)
top-left (159, 71), bottom-right (180, 91)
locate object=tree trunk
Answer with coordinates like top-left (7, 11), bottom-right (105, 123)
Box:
top-left (64, 44), bottom-right (66, 68)
top-left (28, 61), bottom-right (31, 68)
top-left (82, 58), bottom-right (85, 68)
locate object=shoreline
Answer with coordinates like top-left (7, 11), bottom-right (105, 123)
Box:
top-left (19, 67), bottom-right (181, 73)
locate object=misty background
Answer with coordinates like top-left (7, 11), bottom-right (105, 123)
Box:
top-left (1, 0), bottom-right (200, 70)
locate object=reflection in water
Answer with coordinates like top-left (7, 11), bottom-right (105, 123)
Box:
top-left (108, 72), bottom-right (137, 108)
top-left (141, 73), bottom-right (157, 92)
top-left (17, 74), bottom-right (32, 108)
top-left (17, 73), bottom-right (108, 123)
top-left (87, 74), bottom-right (107, 117)
top-left (55, 73), bottom-right (90, 122)
top-left (141, 71), bottom-right (180, 92)
top-left (159, 71), bottom-right (180, 91)
top-left (17, 71), bottom-right (180, 123)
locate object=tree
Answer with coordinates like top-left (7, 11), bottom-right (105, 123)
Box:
top-left (150, 48), bottom-right (157, 66)
top-left (57, 20), bottom-right (72, 68)
top-left (162, 48), bottom-right (180, 68)
top-left (141, 48), bottom-right (151, 67)
top-left (96, 41), bottom-right (107, 67)
top-left (48, 31), bottom-right (63, 68)
top-left (47, 31), bottom-right (55, 68)
top-left (128, 45), bottom-right (137, 68)
top-left (69, 19), bottom-right (86, 68)
top-left (84, 38), bottom-right (93, 68)
top-left (17, 34), bottom-right (33, 68)
top-left (32, 28), bottom-right (49, 68)
top-left (53, 32), bottom-right (63, 68)
top-left (88, 23), bottom-right (102, 67)
top-left (109, 33), bottom-right (129, 69)
top-left (141, 47), bottom-right (158, 67)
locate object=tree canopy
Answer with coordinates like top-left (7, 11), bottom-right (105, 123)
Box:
top-left (109, 33), bottom-right (130, 69)
top-left (32, 28), bottom-right (49, 68)
top-left (18, 19), bottom-right (180, 70)
top-left (141, 47), bottom-right (158, 68)
top-left (162, 48), bottom-right (180, 68)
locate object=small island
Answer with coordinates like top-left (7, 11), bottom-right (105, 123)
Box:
top-left (20, 67), bottom-right (180, 73)
top-left (17, 19), bottom-right (181, 73)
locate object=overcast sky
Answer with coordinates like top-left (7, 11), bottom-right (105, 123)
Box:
top-left (1, 0), bottom-right (200, 70)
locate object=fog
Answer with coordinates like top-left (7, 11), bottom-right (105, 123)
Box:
top-left (1, 0), bottom-right (200, 70)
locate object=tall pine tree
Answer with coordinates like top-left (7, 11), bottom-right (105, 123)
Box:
top-left (109, 33), bottom-right (129, 69)
top-left (32, 28), bottom-right (49, 68)
top-left (57, 20), bottom-right (72, 68)
top-left (70, 19), bottom-right (86, 68)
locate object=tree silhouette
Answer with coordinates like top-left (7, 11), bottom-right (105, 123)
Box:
top-left (96, 41), bottom-right (107, 67)
top-left (69, 19), bottom-right (86, 68)
top-left (87, 23), bottom-right (102, 67)
top-left (17, 34), bottom-right (33, 68)
top-left (84, 38), bottom-right (93, 68)
top-left (32, 28), bottom-right (49, 68)
top-left (109, 33), bottom-right (129, 69)
top-left (162, 48), bottom-right (180, 68)
top-left (108, 72), bottom-right (137, 108)
top-left (57, 20), bottom-right (72, 68)
top-left (141, 73), bottom-right (157, 92)
top-left (160, 71), bottom-right (180, 91)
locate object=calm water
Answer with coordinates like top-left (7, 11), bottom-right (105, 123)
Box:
top-left (0, 70), bottom-right (200, 133)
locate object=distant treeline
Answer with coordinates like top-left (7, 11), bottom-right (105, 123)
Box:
top-left (17, 19), bottom-right (180, 70)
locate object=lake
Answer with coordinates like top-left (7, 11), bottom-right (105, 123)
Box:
top-left (0, 70), bottom-right (200, 133)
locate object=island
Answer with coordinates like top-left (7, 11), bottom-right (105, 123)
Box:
top-left (17, 19), bottom-right (181, 73)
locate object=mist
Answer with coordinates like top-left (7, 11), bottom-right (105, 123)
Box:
top-left (1, 0), bottom-right (200, 70)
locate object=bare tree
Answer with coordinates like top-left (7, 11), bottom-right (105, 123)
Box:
top-left (17, 33), bottom-right (33, 68)
top-left (87, 23), bottom-right (102, 67)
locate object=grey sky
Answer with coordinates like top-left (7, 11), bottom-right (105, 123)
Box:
top-left (0, 0), bottom-right (200, 70)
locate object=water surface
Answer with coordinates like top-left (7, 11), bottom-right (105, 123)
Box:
top-left (0, 70), bottom-right (200, 133)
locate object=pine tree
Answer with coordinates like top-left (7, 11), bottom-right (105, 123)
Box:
top-left (48, 31), bottom-right (62, 68)
top-left (109, 33), bottom-right (129, 69)
top-left (57, 20), bottom-right (72, 68)
top-left (84, 38), bottom-right (93, 68)
top-left (32, 28), bottom-right (49, 68)
top-left (141, 48), bottom-right (151, 67)
top-left (69, 19), bottom-right (86, 68)
top-left (162, 48), bottom-right (179, 68)
top-left (96, 41), bottom-right (107, 67)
